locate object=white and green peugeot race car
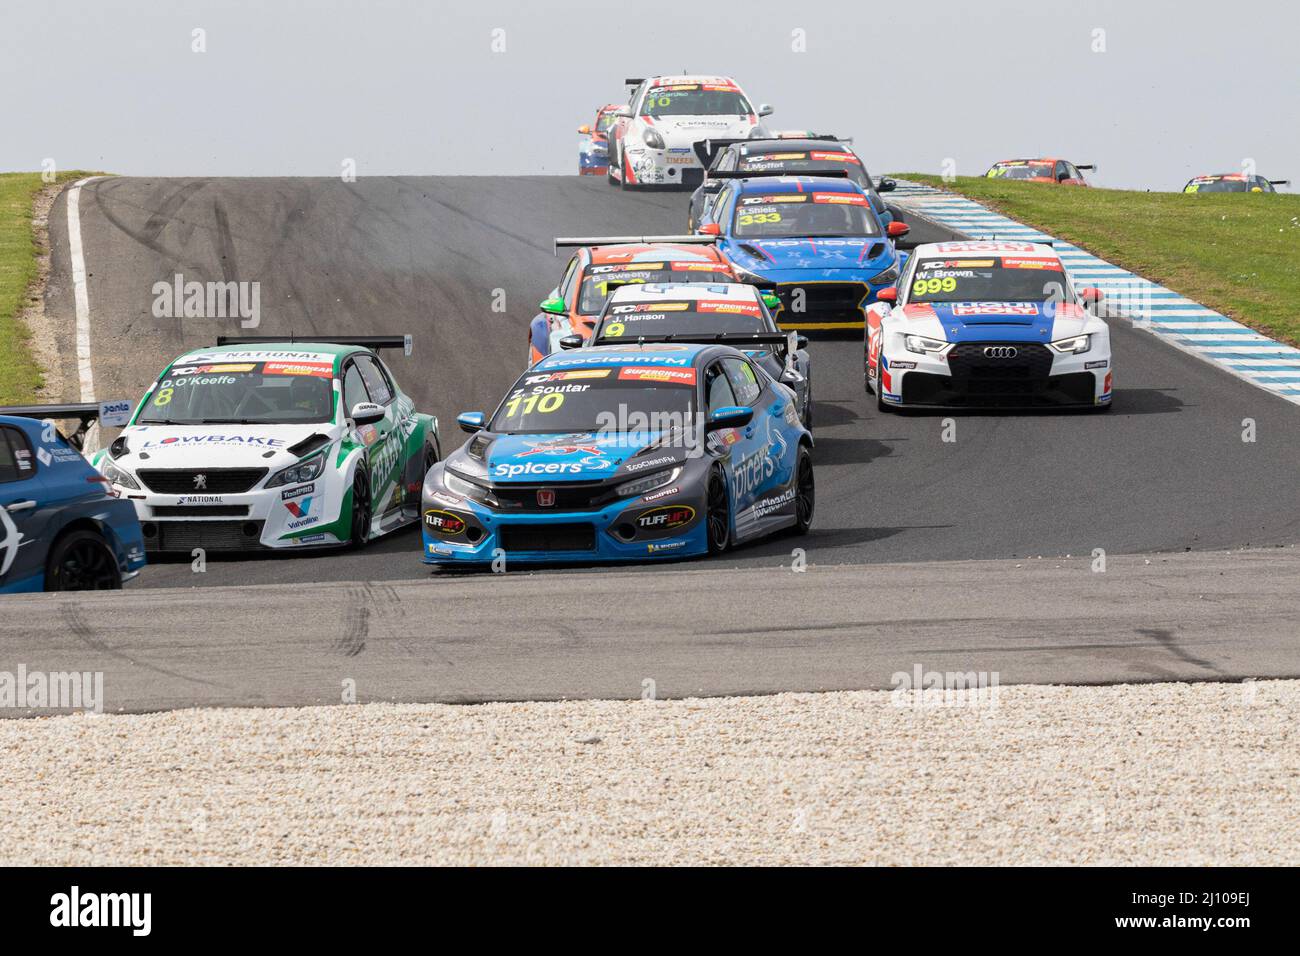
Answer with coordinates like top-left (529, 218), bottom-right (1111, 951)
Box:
top-left (92, 336), bottom-right (439, 552)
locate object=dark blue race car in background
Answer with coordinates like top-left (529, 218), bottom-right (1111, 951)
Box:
top-left (696, 173), bottom-right (911, 332)
top-left (0, 405), bottom-right (146, 593)
top-left (420, 342), bottom-right (814, 566)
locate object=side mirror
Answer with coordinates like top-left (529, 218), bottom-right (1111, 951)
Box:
top-left (457, 411), bottom-right (486, 433)
top-left (887, 221), bottom-right (910, 239)
top-left (539, 296), bottom-right (567, 316)
top-left (578, 125), bottom-right (591, 134)
top-left (876, 287), bottom-right (898, 304)
top-left (757, 104), bottom-right (774, 117)
top-left (558, 335), bottom-right (583, 350)
top-left (1080, 287), bottom-right (1104, 305)
top-left (698, 223), bottom-right (722, 236)
top-left (795, 334), bottom-right (809, 350)
top-left (350, 402), bottom-right (386, 428)
top-left (877, 178), bottom-right (897, 193)
top-left (760, 291), bottom-right (781, 310)
top-left (707, 405), bottom-right (754, 431)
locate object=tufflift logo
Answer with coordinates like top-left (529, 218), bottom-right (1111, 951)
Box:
top-left (50, 886), bottom-right (151, 936)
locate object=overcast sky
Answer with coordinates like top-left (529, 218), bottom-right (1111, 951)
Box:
top-left (4, 0), bottom-right (1296, 190)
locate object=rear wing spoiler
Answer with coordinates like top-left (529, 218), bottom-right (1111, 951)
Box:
top-left (554, 235), bottom-right (717, 253)
top-left (215, 335), bottom-right (413, 356)
top-left (1075, 164), bottom-right (1096, 171)
top-left (707, 168), bottom-right (850, 180)
top-left (591, 331), bottom-right (801, 367)
top-left (0, 402), bottom-right (108, 451)
top-left (1269, 179), bottom-right (1291, 186)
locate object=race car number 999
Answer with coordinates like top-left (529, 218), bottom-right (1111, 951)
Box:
top-left (912, 276), bottom-right (958, 296)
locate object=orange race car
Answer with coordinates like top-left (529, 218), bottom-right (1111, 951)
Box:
top-left (528, 236), bottom-right (744, 364)
top-left (985, 158), bottom-right (1094, 185)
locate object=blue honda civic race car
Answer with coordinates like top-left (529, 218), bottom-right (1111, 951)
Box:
top-left (697, 173), bottom-right (911, 331)
top-left (420, 343), bottom-right (814, 566)
top-left (0, 404), bottom-right (146, 593)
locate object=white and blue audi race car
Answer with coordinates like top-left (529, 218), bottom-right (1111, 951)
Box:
top-left (864, 241), bottom-right (1111, 410)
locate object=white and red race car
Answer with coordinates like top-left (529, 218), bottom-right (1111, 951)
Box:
top-left (608, 75), bottom-right (771, 190)
top-left (865, 241), bottom-right (1112, 411)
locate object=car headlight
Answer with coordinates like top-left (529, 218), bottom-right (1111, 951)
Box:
top-left (102, 460), bottom-right (139, 490)
top-left (1048, 334), bottom-right (1092, 354)
top-left (265, 452), bottom-right (327, 488)
top-left (615, 467), bottom-right (680, 499)
top-left (904, 335), bottom-right (950, 355)
top-left (444, 468), bottom-right (498, 506)
top-left (873, 263), bottom-right (900, 285)
top-left (643, 129), bottom-right (665, 150)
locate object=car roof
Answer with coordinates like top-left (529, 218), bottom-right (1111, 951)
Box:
top-left (913, 240), bottom-right (1061, 260)
top-left (647, 75), bottom-right (740, 88)
top-left (1188, 173), bottom-right (1250, 181)
top-left (734, 175), bottom-right (862, 194)
top-left (534, 342), bottom-right (714, 369)
top-left (607, 282), bottom-right (761, 304)
top-left (735, 139), bottom-right (855, 157)
top-left (587, 243), bottom-right (726, 265)
top-left (990, 158), bottom-right (1063, 166)
top-left (169, 342), bottom-right (354, 367)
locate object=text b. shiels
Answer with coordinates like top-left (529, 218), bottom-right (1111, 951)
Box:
top-left (152, 272), bottom-right (260, 329)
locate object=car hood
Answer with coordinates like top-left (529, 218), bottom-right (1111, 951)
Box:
top-left (117, 423), bottom-right (337, 470)
top-left (899, 301), bottom-right (1092, 342)
top-left (474, 430), bottom-right (688, 484)
top-left (731, 236), bottom-right (894, 275)
top-left (649, 115), bottom-right (758, 143)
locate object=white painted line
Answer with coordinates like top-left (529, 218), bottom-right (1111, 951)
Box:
top-left (67, 176), bottom-right (103, 452)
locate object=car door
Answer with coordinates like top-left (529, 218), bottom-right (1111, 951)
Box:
top-left (0, 424), bottom-right (51, 591)
top-left (353, 353), bottom-right (404, 513)
top-left (723, 357), bottom-right (792, 522)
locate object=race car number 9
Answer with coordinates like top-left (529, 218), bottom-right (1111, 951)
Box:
top-left (504, 392), bottom-right (564, 417)
top-left (739, 213), bottom-right (781, 226)
top-left (912, 276), bottom-right (958, 296)
top-left (604, 322), bottom-right (625, 337)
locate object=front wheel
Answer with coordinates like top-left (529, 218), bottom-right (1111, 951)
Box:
top-left (348, 467), bottom-right (373, 549)
top-left (792, 448), bottom-right (815, 535)
top-left (706, 469), bottom-right (731, 555)
top-left (45, 529), bottom-right (122, 591)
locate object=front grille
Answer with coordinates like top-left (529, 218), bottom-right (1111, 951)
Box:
top-left (901, 340), bottom-right (1097, 407)
top-left (491, 482), bottom-right (613, 513)
top-left (151, 505), bottom-right (250, 517)
top-left (136, 468), bottom-right (268, 494)
top-left (143, 520), bottom-right (264, 552)
top-left (775, 283), bottom-right (869, 321)
top-left (499, 523), bottom-right (596, 552)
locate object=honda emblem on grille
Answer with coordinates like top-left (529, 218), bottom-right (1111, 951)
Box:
top-left (983, 346), bottom-right (1018, 359)
top-left (193, 474), bottom-right (208, 489)
top-left (536, 489), bottom-right (556, 507)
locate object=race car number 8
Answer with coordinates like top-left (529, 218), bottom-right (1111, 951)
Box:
top-left (912, 277), bottom-right (957, 296)
top-left (505, 392), bottom-right (564, 417)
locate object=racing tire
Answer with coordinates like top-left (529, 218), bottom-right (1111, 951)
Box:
top-left (792, 447), bottom-right (815, 536)
top-left (620, 154), bottom-right (634, 191)
top-left (348, 467), bottom-right (373, 550)
top-left (45, 529), bottom-right (122, 591)
top-left (802, 383), bottom-right (814, 430)
top-left (875, 367), bottom-right (894, 413)
top-left (706, 469), bottom-right (731, 555)
top-left (607, 146), bottom-right (619, 185)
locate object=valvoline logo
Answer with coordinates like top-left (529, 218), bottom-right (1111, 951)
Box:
top-left (285, 497), bottom-right (312, 519)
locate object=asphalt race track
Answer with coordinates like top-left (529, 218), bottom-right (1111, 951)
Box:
top-left (15, 175), bottom-right (1300, 710)
top-left (45, 176), bottom-right (1300, 589)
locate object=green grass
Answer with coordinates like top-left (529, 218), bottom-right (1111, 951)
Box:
top-left (0, 170), bottom-right (97, 405)
top-left (893, 173), bottom-right (1300, 346)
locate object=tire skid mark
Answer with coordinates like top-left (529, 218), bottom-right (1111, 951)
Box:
top-left (58, 602), bottom-right (232, 689)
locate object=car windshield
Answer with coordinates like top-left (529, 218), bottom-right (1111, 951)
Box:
top-left (908, 257), bottom-right (1070, 304)
top-left (1185, 177), bottom-right (1251, 193)
top-left (136, 360), bottom-right (336, 425)
top-left (595, 112), bottom-right (618, 133)
top-left (988, 162), bottom-right (1054, 180)
top-left (642, 87), bottom-right (751, 117)
top-left (578, 264), bottom-right (733, 314)
top-left (739, 151), bottom-right (870, 187)
top-left (594, 297), bottom-right (767, 340)
top-left (733, 191), bottom-right (880, 238)
top-left (489, 364), bottom-right (697, 434)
